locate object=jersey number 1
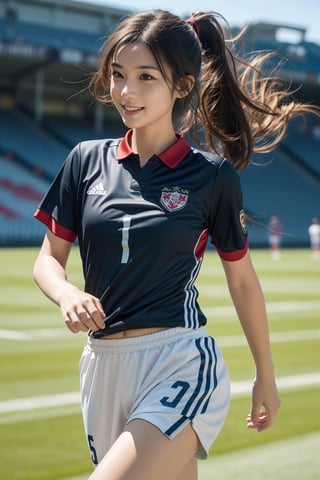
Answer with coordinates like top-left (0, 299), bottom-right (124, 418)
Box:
top-left (121, 215), bottom-right (131, 264)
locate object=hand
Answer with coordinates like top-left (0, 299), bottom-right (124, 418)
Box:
top-left (58, 286), bottom-right (106, 334)
top-left (247, 376), bottom-right (281, 432)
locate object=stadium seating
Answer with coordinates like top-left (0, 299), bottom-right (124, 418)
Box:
top-left (43, 115), bottom-right (126, 147)
top-left (0, 17), bottom-right (104, 52)
top-left (241, 146), bottom-right (320, 247)
top-left (281, 117), bottom-right (320, 177)
top-left (0, 156), bottom-right (49, 245)
top-left (0, 109), bottom-right (69, 180)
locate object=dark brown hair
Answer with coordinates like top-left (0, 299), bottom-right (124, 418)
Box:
top-left (90, 9), bottom-right (320, 171)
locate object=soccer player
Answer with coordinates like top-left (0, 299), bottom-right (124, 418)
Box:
top-left (33, 10), bottom-right (319, 480)
top-left (308, 216), bottom-right (320, 260)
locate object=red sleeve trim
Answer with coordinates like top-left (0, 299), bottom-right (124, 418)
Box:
top-left (34, 208), bottom-right (77, 243)
top-left (216, 238), bottom-right (249, 261)
top-left (194, 229), bottom-right (209, 261)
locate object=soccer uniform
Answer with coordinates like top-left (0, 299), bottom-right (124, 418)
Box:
top-left (34, 130), bottom-right (248, 336)
top-left (34, 130), bottom-right (248, 461)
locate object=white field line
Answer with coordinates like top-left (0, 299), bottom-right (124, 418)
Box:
top-left (0, 328), bottom-right (68, 340)
top-left (0, 392), bottom-right (80, 413)
top-left (219, 328), bottom-right (320, 347)
top-left (0, 372), bottom-right (319, 415)
top-left (205, 299), bottom-right (320, 319)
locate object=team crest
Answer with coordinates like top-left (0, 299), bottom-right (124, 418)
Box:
top-left (160, 186), bottom-right (189, 212)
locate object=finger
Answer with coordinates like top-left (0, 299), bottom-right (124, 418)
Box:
top-left (65, 311), bottom-right (89, 333)
top-left (249, 405), bottom-right (260, 425)
top-left (247, 405), bottom-right (265, 429)
top-left (258, 409), bottom-right (277, 432)
top-left (247, 409), bottom-right (272, 431)
top-left (86, 300), bottom-right (106, 330)
top-left (247, 416), bottom-right (259, 429)
top-left (93, 297), bottom-right (106, 318)
top-left (76, 310), bottom-right (99, 331)
top-left (65, 318), bottom-right (78, 333)
top-left (65, 317), bottom-right (88, 333)
top-left (256, 416), bottom-right (270, 432)
top-left (79, 308), bottom-right (104, 331)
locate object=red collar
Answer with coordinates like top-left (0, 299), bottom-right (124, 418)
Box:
top-left (117, 130), bottom-right (191, 169)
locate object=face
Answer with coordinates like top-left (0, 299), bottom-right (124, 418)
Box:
top-left (110, 42), bottom-right (181, 133)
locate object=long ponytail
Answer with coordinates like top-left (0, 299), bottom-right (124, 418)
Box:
top-left (189, 11), bottom-right (320, 171)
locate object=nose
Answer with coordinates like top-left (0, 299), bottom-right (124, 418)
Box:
top-left (120, 79), bottom-right (136, 98)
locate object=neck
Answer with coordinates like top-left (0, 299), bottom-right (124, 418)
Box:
top-left (130, 127), bottom-right (177, 167)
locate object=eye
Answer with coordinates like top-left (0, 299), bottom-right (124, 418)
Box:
top-left (111, 70), bottom-right (123, 79)
top-left (140, 73), bottom-right (154, 81)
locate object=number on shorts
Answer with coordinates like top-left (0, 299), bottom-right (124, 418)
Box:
top-left (160, 381), bottom-right (190, 408)
top-left (88, 434), bottom-right (98, 465)
top-left (121, 215), bottom-right (131, 264)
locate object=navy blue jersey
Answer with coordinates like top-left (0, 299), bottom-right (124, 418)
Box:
top-left (34, 131), bottom-right (248, 335)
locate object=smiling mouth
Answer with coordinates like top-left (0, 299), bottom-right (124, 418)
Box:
top-left (122, 105), bottom-right (144, 112)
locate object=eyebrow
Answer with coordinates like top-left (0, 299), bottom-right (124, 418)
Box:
top-left (111, 62), bottom-right (160, 70)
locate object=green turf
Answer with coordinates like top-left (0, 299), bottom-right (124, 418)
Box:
top-left (0, 247), bottom-right (319, 479)
top-left (199, 431), bottom-right (320, 480)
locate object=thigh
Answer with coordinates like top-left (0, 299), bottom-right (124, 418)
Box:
top-left (88, 419), bottom-right (199, 480)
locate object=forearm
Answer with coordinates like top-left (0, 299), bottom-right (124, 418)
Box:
top-left (221, 252), bottom-right (280, 430)
top-left (33, 231), bottom-right (77, 306)
top-left (33, 253), bottom-right (78, 306)
top-left (33, 231), bottom-right (105, 333)
top-left (229, 276), bottom-right (274, 376)
top-left (222, 254), bottom-right (274, 377)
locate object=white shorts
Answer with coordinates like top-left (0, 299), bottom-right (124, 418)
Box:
top-left (79, 327), bottom-right (230, 463)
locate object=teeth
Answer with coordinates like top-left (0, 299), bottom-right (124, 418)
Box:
top-left (123, 105), bottom-right (142, 111)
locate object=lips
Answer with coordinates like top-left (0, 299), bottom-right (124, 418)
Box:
top-left (122, 104), bottom-right (144, 112)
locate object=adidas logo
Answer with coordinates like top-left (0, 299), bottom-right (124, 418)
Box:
top-left (87, 182), bottom-right (107, 195)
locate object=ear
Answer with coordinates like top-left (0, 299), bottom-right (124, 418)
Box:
top-left (176, 75), bottom-right (195, 99)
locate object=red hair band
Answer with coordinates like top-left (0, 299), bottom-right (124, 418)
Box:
top-left (187, 18), bottom-right (201, 37)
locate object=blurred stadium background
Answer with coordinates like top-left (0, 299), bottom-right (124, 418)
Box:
top-left (0, 0), bottom-right (320, 248)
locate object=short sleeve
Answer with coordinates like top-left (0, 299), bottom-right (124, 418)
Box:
top-left (209, 159), bottom-right (248, 261)
top-left (34, 144), bottom-right (81, 242)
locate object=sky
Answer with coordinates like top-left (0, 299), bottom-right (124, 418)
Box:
top-left (77, 0), bottom-right (320, 45)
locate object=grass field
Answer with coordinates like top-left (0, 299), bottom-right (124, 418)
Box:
top-left (0, 247), bottom-right (319, 479)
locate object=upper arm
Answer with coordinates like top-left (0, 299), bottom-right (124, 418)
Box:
top-left (220, 250), bottom-right (257, 289)
top-left (36, 229), bottom-right (73, 270)
top-left (209, 159), bottom-right (248, 259)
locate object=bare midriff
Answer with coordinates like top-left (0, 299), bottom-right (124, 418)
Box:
top-left (99, 326), bottom-right (169, 339)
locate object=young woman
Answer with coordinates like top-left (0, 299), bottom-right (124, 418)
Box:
top-left (33, 10), bottom-right (319, 480)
